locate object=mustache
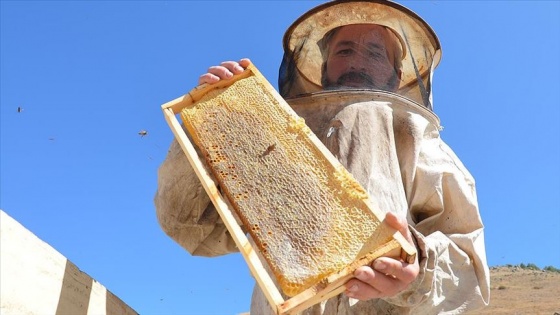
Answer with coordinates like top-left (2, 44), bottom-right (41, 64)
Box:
top-left (336, 71), bottom-right (374, 86)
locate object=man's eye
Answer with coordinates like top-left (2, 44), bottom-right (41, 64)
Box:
top-left (336, 49), bottom-right (353, 56)
top-left (369, 51), bottom-right (385, 60)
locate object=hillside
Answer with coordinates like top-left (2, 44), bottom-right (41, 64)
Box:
top-left (471, 265), bottom-right (560, 315)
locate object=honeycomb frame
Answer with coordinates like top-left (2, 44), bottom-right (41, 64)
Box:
top-left (161, 64), bottom-right (416, 314)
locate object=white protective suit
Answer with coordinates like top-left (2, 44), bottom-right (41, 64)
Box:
top-left (155, 1), bottom-right (490, 314)
top-left (155, 91), bottom-right (490, 314)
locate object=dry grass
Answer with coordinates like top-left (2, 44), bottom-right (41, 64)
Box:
top-left (470, 266), bottom-right (560, 315)
top-left (240, 265), bottom-right (559, 314)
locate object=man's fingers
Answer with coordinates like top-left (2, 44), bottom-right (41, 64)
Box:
top-left (345, 277), bottom-right (383, 300)
top-left (207, 65), bottom-right (234, 79)
top-left (239, 58), bottom-right (252, 68)
top-left (198, 59), bottom-right (252, 86)
top-left (198, 65), bottom-right (235, 85)
top-left (218, 62), bottom-right (241, 74)
top-left (373, 257), bottom-right (417, 284)
top-left (198, 73), bottom-right (220, 85)
top-left (343, 214), bottom-right (420, 301)
top-left (384, 212), bottom-right (405, 233)
top-left (347, 266), bottom-right (378, 298)
top-left (385, 212), bottom-right (413, 243)
top-left (346, 266), bottom-right (407, 300)
top-left (218, 59), bottom-right (251, 74)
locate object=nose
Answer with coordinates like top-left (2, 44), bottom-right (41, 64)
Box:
top-left (348, 51), bottom-right (370, 70)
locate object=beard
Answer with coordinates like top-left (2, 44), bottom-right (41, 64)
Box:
top-left (322, 70), bottom-right (399, 92)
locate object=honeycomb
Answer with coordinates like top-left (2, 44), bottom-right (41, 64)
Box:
top-left (181, 74), bottom-right (395, 297)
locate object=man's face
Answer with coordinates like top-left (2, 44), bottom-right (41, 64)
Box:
top-left (323, 24), bottom-right (401, 92)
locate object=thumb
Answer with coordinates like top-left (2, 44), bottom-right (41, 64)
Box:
top-left (385, 212), bottom-right (413, 244)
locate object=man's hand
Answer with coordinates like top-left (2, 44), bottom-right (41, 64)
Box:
top-left (198, 58), bottom-right (252, 85)
top-left (345, 212), bottom-right (419, 300)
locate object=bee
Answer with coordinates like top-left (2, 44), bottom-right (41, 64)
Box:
top-left (17, 106), bottom-right (23, 113)
top-left (138, 130), bottom-right (148, 137)
top-left (260, 144), bottom-right (276, 158)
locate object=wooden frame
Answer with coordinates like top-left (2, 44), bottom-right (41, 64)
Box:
top-left (161, 64), bottom-right (416, 314)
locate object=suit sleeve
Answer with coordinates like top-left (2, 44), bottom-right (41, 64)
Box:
top-left (384, 139), bottom-right (490, 313)
top-left (154, 137), bottom-right (239, 257)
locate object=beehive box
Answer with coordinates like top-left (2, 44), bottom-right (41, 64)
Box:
top-left (161, 64), bottom-right (415, 314)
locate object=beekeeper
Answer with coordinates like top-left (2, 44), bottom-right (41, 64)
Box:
top-left (155, 0), bottom-right (490, 314)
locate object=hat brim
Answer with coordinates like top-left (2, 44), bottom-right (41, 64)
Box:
top-left (282, 0), bottom-right (442, 91)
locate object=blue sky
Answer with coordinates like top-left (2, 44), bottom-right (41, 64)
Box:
top-left (1, 1), bottom-right (559, 314)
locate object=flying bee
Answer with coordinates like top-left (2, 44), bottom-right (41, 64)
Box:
top-left (138, 130), bottom-right (148, 137)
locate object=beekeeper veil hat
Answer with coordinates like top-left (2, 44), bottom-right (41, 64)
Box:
top-left (279, 0), bottom-right (441, 110)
